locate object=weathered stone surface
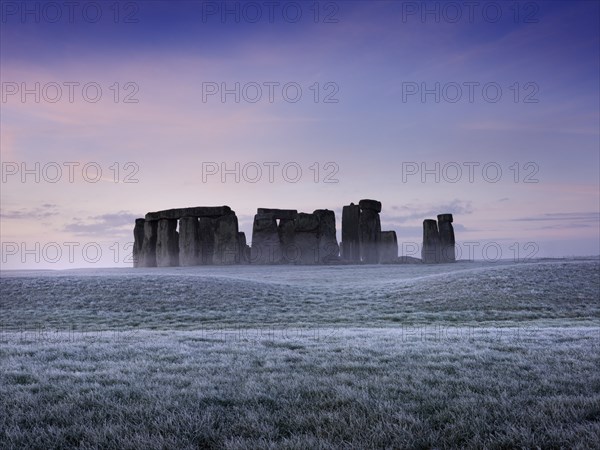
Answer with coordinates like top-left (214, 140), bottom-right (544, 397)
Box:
top-left (358, 199), bottom-right (382, 213)
top-left (359, 208), bottom-right (381, 263)
top-left (295, 213), bottom-right (320, 232)
top-left (422, 219), bottom-right (441, 264)
top-left (379, 231), bottom-right (398, 263)
top-left (437, 213), bottom-right (456, 262)
top-left (133, 218), bottom-right (145, 268)
top-left (257, 208), bottom-right (298, 220)
top-left (156, 219), bottom-right (179, 267)
top-left (314, 209), bottom-right (340, 263)
top-left (238, 232), bottom-right (250, 263)
top-left (213, 214), bottom-right (240, 264)
top-left (139, 220), bottom-right (158, 267)
top-left (278, 218), bottom-right (296, 263)
top-left (437, 214), bottom-right (453, 224)
top-left (135, 201), bottom-right (455, 268)
top-left (342, 203), bottom-right (361, 262)
top-left (198, 217), bottom-right (216, 265)
top-left (145, 206), bottom-right (232, 221)
top-left (292, 213), bottom-right (321, 264)
top-left (178, 217), bottom-right (201, 266)
top-left (293, 230), bottom-right (319, 264)
top-left (250, 214), bottom-right (281, 264)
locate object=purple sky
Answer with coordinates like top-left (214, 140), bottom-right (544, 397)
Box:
top-left (1, 0), bottom-right (599, 268)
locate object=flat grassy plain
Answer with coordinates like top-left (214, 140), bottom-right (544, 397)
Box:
top-left (1, 259), bottom-right (599, 448)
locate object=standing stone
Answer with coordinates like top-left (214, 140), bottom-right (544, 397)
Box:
top-left (156, 219), bottom-right (179, 267)
top-left (358, 199), bottom-right (382, 213)
top-left (278, 218), bottom-right (296, 263)
top-left (341, 203), bottom-right (361, 262)
top-left (238, 232), bottom-right (250, 263)
top-left (294, 213), bottom-right (320, 264)
top-left (133, 218), bottom-right (145, 268)
top-left (213, 213), bottom-right (240, 264)
top-left (313, 209), bottom-right (339, 263)
top-left (422, 219), bottom-right (441, 263)
top-left (179, 217), bottom-right (201, 266)
top-left (379, 231), bottom-right (398, 263)
top-left (198, 217), bottom-right (216, 265)
top-left (139, 220), bottom-right (158, 267)
top-left (359, 199), bottom-right (382, 264)
top-left (437, 214), bottom-right (456, 262)
top-left (250, 213), bottom-right (281, 264)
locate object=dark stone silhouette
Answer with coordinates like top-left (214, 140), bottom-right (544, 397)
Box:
top-left (422, 219), bottom-right (441, 263)
top-left (437, 213), bottom-right (456, 262)
top-left (294, 212), bottom-right (320, 232)
top-left (213, 213), bottom-right (240, 264)
top-left (133, 218), bottom-right (145, 268)
top-left (251, 213), bottom-right (282, 264)
top-left (139, 220), bottom-right (158, 267)
top-left (341, 203), bottom-right (361, 262)
top-left (238, 232), bottom-right (250, 263)
top-left (145, 206), bottom-right (231, 221)
top-left (178, 217), bottom-right (201, 266)
top-left (133, 202), bottom-right (459, 267)
top-left (156, 219), bottom-right (179, 267)
top-left (138, 205), bottom-right (244, 266)
top-left (314, 209), bottom-right (339, 263)
top-left (294, 213), bottom-right (320, 264)
top-left (359, 199), bottom-right (381, 263)
top-left (420, 214), bottom-right (456, 264)
top-left (257, 208), bottom-right (298, 220)
top-left (249, 208), bottom-right (339, 265)
top-left (198, 217), bottom-right (216, 265)
top-left (379, 231), bottom-right (398, 263)
top-left (278, 218), bottom-right (297, 263)
top-left (358, 199), bottom-right (382, 213)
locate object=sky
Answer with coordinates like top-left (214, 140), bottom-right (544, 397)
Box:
top-left (1, 0), bottom-right (599, 269)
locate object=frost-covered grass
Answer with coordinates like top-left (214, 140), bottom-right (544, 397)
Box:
top-left (1, 259), bottom-right (599, 448)
top-left (1, 328), bottom-right (599, 449)
top-left (1, 259), bottom-right (599, 330)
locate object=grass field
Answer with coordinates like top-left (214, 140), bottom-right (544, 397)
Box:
top-left (1, 259), bottom-right (599, 448)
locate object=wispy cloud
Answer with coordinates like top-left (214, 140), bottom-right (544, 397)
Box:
top-left (512, 212), bottom-right (599, 223)
top-left (63, 211), bottom-right (138, 236)
top-left (386, 199), bottom-right (474, 224)
top-left (1, 203), bottom-right (59, 219)
top-left (509, 212), bottom-right (599, 232)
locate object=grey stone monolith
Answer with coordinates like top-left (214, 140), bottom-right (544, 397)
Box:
top-left (437, 213), bottom-right (456, 262)
top-left (314, 209), bottom-right (339, 263)
top-left (156, 219), bottom-right (179, 267)
top-left (379, 231), bottom-right (398, 263)
top-left (250, 213), bottom-right (281, 264)
top-left (278, 218), bottom-right (296, 263)
top-left (359, 200), bottom-right (381, 263)
top-left (179, 217), bottom-right (201, 266)
top-left (213, 213), bottom-right (240, 264)
top-left (422, 219), bottom-right (441, 263)
top-left (294, 213), bottom-right (320, 264)
top-left (198, 217), bottom-right (216, 265)
top-left (238, 232), bottom-right (250, 263)
top-left (133, 218), bottom-right (145, 268)
top-left (139, 220), bottom-right (158, 267)
top-left (341, 203), bottom-right (360, 262)
top-left (358, 199), bottom-right (382, 213)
